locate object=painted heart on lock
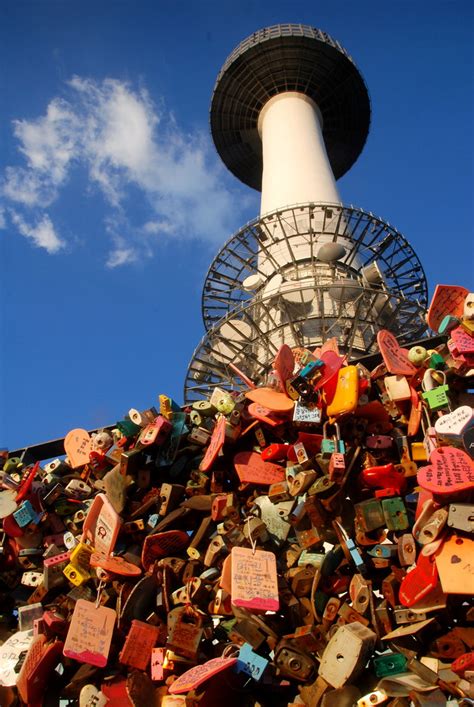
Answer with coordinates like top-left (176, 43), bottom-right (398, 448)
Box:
top-left (417, 446), bottom-right (474, 497)
top-left (434, 406), bottom-right (474, 438)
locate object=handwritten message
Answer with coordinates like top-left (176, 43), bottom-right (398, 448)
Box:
top-left (231, 546), bottom-right (279, 611)
top-left (234, 451), bottom-right (286, 486)
top-left (417, 447), bottom-right (474, 496)
top-left (63, 599), bottom-right (116, 667)
top-left (377, 330), bottom-right (416, 376)
top-left (427, 284), bottom-right (468, 331)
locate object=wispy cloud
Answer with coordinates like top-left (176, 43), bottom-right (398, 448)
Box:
top-left (10, 211), bottom-right (65, 253)
top-left (1, 78), bottom-right (252, 264)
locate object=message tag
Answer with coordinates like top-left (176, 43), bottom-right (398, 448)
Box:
top-left (245, 388), bottom-right (294, 413)
top-left (434, 406), bottom-right (474, 439)
top-left (16, 634), bottom-right (64, 705)
top-left (274, 344), bottom-right (295, 388)
top-left (247, 403), bottom-right (285, 427)
top-left (63, 599), bottom-right (116, 667)
top-left (427, 285), bottom-right (469, 332)
top-left (231, 546), bottom-right (279, 611)
top-left (0, 490), bottom-right (18, 519)
top-left (119, 620), bottom-right (160, 671)
top-left (417, 447), bottom-right (474, 497)
top-left (82, 493), bottom-right (121, 556)
top-left (169, 656), bottom-right (237, 694)
top-left (142, 530), bottom-right (189, 571)
top-left (314, 350), bottom-right (344, 391)
top-left (90, 552), bottom-right (142, 577)
top-left (451, 326), bottom-right (474, 355)
top-left (377, 330), bottom-right (416, 376)
top-left (0, 630), bottom-right (33, 687)
top-left (234, 451), bottom-right (286, 486)
top-left (64, 428), bottom-right (92, 468)
top-left (435, 535), bottom-right (474, 594)
top-left (199, 415), bottom-right (226, 472)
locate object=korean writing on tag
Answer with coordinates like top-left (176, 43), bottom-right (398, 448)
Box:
top-left (427, 284), bottom-right (469, 331)
top-left (234, 451), bottom-right (286, 486)
top-left (231, 546), bottom-right (279, 611)
top-left (0, 630), bottom-right (33, 687)
top-left (63, 599), bottom-right (116, 667)
top-left (64, 428), bottom-right (92, 468)
top-left (377, 330), bottom-right (416, 376)
top-left (417, 447), bottom-right (474, 496)
top-left (168, 656), bottom-right (237, 694)
top-left (119, 620), bottom-right (160, 671)
top-left (199, 415), bottom-right (226, 472)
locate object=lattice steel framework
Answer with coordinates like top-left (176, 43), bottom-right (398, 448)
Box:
top-left (184, 24), bottom-right (429, 403)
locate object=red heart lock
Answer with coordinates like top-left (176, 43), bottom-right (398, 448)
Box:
top-left (417, 446), bottom-right (474, 498)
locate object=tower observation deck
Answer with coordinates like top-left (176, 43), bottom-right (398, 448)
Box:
top-left (184, 24), bottom-right (428, 402)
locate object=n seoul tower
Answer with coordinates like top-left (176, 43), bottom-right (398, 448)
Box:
top-left (185, 25), bottom-right (428, 401)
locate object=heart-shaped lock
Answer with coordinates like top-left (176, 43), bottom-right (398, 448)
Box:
top-left (434, 405), bottom-right (474, 439)
top-left (245, 387), bottom-right (295, 412)
top-left (273, 344), bottom-right (295, 388)
top-left (64, 428), bottom-right (92, 468)
top-left (417, 446), bottom-right (474, 497)
top-left (426, 284), bottom-right (469, 331)
top-left (376, 330), bottom-right (416, 376)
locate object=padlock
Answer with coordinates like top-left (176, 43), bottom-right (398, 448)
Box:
top-left (273, 639), bottom-right (317, 681)
top-left (318, 622), bottom-right (377, 688)
top-left (422, 369), bottom-right (451, 411)
top-left (321, 422), bottom-right (345, 458)
top-left (167, 606), bottom-right (204, 660)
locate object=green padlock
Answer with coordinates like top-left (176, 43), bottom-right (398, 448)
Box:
top-left (421, 369), bottom-right (450, 411)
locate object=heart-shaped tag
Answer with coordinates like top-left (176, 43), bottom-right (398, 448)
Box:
top-left (377, 330), bottom-right (416, 375)
top-left (273, 345), bottom-right (295, 388)
top-left (434, 406), bottom-right (474, 438)
top-left (200, 415), bottom-right (226, 472)
top-left (427, 284), bottom-right (469, 332)
top-left (234, 451), bottom-right (286, 486)
top-left (451, 326), bottom-right (474, 355)
top-left (64, 428), bottom-right (92, 468)
top-left (417, 447), bottom-right (474, 497)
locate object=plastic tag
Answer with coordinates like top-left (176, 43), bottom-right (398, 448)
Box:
top-left (376, 330), bottom-right (416, 376)
top-left (245, 387), bottom-right (295, 413)
top-left (90, 552), bottom-right (142, 577)
top-left (0, 490), bottom-right (18, 519)
top-left (274, 344), bottom-right (295, 388)
top-left (427, 284), bottom-right (469, 331)
top-left (142, 530), bottom-right (189, 571)
top-left (119, 620), bottom-right (160, 670)
top-left (169, 656), bottom-right (237, 694)
top-left (199, 415), bottom-right (226, 472)
top-left (247, 403), bottom-right (285, 427)
top-left (64, 428), bottom-right (92, 468)
top-left (435, 406), bottom-right (474, 439)
top-left (235, 642), bottom-right (269, 681)
top-left (451, 326), bottom-right (474, 354)
top-left (417, 447), bottom-right (474, 497)
top-left (0, 630), bottom-right (33, 687)
top-left (63, 599), bottom-right (116, 667)
top-left (435, 535), bottom-right (474, 594)
top-left (231, 546), bottom-right (279, 611)
top-left (82, 493), bottom-right (121, 556)
top-left (234, 451), bottom-right (286, 486)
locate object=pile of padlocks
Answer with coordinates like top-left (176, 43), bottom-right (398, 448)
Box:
top-left (0, 284), bottom-right (473, 707)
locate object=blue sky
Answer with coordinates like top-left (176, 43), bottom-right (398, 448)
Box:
top-left (1, 0), bottom-right (473, 450)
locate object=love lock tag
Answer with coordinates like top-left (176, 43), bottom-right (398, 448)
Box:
top-left (434, 405), bottom-right (474, 440)
top-left (63, 599), bottom-right (116, 667)
top-left (82, 493), bottom-right (121, 556)
top-left (90, 552), bottom-right (141, 577)
top-left (417, 447), bottom-right (474, 498)
top-left (376, 330), bottom-right (416, 376)
top-left (245, 387), bottom-right (295, 413)
top-left (0, 490), bottom-right (18, 519)
top-left (435, 535), bottom-right (474, 595)
top-left (64, 428), bottom-right (92, 468)
top-left (274, 344), bottom-right (295, 389)
top-left (168, 656), bottom-right (237, 694)
top-left (427, 284), bottom-right (469, 332)
top-left (199, 414), bottom-right (226, 473)
top-left (231, 546), bottom-right (279, 612)
top-left (142, 530), bottom-right (189, 572)
top-left (233, 451), bottom-right (286, 486)
top-left (119, 620), bottom-right (160, 670)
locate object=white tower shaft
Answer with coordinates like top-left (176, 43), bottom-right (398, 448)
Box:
top-left (258, 92), bottom-right (341, 216)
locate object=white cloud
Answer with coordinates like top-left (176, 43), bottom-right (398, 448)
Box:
top-left (1, 77), bottom-right (252, 264)
top-left (10, 211), bottom-right (65, 253)
top-left (0, 208), bottom-right (5, 229)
